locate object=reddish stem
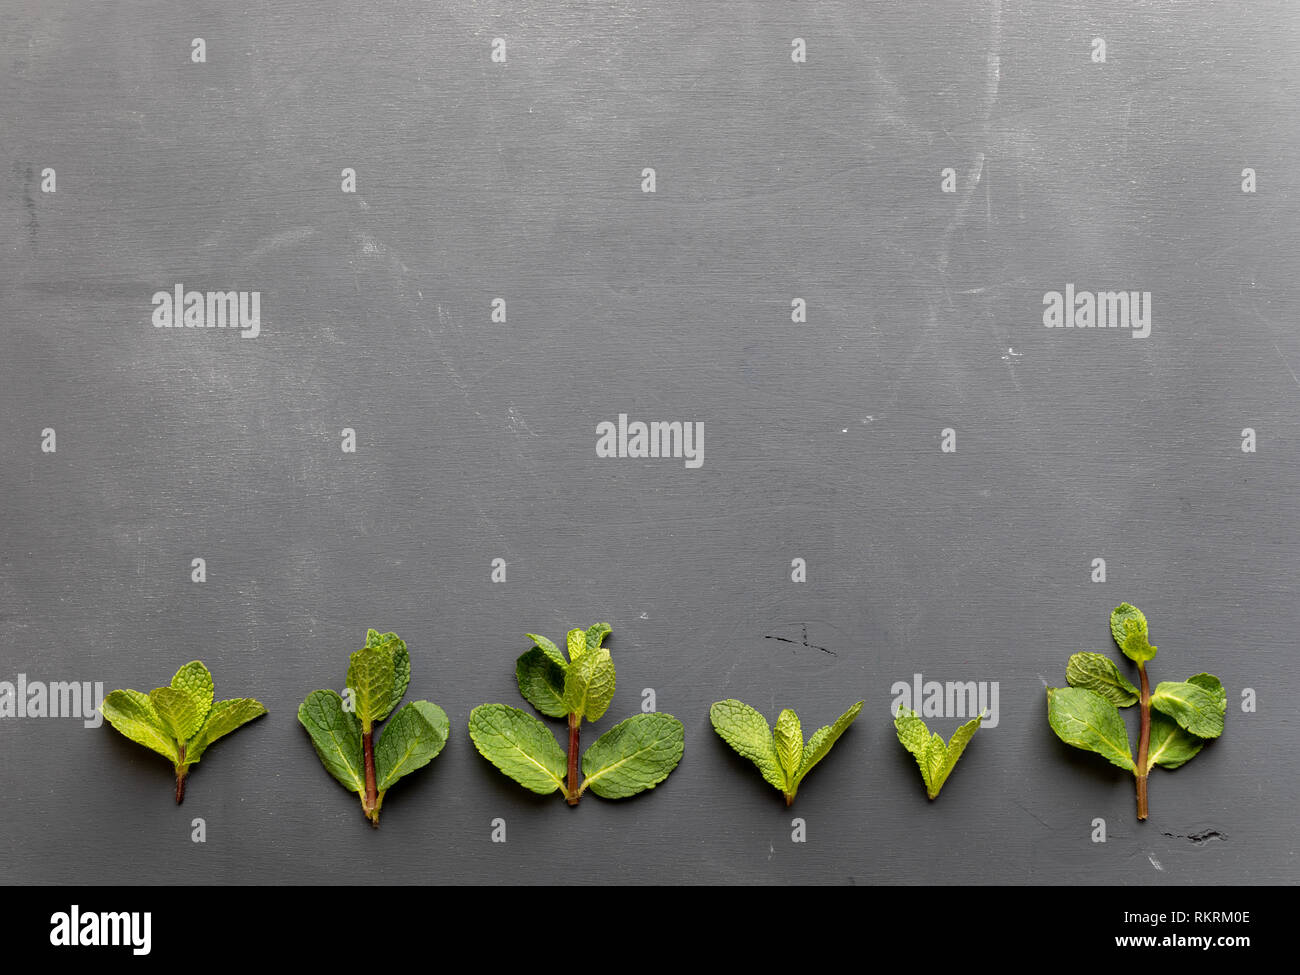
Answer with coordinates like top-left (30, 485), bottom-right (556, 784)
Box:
top-left (566, 712), bottom-right (581, 806)
top-left (1136, 663), bottom-right (1151, 821)
top-left (174, 744), bottom-right (186, 804)
top-left (362, 729), bottom-right (379, 826)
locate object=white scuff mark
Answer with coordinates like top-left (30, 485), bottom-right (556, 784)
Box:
top-left (639, 612), bottom-right (648, 620)
top-left (244, 226), bottom-right (316, 264)
top-left (862, 415), bottom-right (874, 423)
top-left (357, 233), bottom-right (385, 255)
top-left (1000, 347), bottom-right (1023, 362)
top-left (507, 405), bottom-right (540, 437)
top-left (1148, 854), bottom-right (1164, 872)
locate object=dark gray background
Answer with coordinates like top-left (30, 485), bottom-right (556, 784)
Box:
top-left (2, 0), bottom-right (1297, 885)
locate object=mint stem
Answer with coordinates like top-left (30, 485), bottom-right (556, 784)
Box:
top-left (174, 744), bottom-right (187, 804)
top-left (1136, 663), bottom-right (1151, 821)
top-left (362, 729), bottom-right (379, 826)
top-left (566, 712), bottom-right (581, 806)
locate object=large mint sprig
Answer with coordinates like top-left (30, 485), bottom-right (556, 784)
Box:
top-left (709, 699), bottom-right (862, 805)
top-left (1046, 602), bottom-right (1225, 820)
top-left (100, 660), bottom-right (266, 803)
top-left (298, 629), bottom-right (449, 827)
top-left (469, 624), bottom-right (684, 805)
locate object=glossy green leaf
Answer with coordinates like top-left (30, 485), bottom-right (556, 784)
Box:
top-left (792, 700), bottom-right (863, 791)
top-left (1111, 602), bottom-right (1157, 664)
top-left (525, 633), bottom-right (566, 668)
top-left (1146, 710), bottom-right (1206, 770)
top-left (346, 642), bottom-right (397, 732)
top-left (561, 648), bottom-right (616, 722)
top-left (468, 703), bottom-right (568, 795)
top-left (709, 699), bottom-right (785, 793)
top-left (186, 697), bottom-right (266, 765)
top-left (580, 713), bottom-right (684, 799)
top-left (1066, 652), bottom-right (1139, 706)
top-left (149, 685), bottom-right (205, 743)
top-left (170, 661), bottom-right (214, 716)
top-left (375, 701), bottom-right (449, 792)
top-left (1046, 686), bottom-right (1136, 772)
top-left (365, 630), bottom-right (410, 715)
top-left (101, 689), bottom-right (179, 763)
top-left (515, 646), bottom-right (568, 718)
top-left (566, 628), bottom-right (588, 663)
top-left (298, 689), bottom-right (365, 794)
top-left (773, 709), bottom-right (803, 783)
top-left (1151, 678), bottom-right (1225, 739)
top-left (894, 709), bottom-right (983, 799)
top-left (584, 622), bottom-right (612, 653)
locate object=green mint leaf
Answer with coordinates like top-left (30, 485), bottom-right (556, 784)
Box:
top-left (365, 630), bottom-right (411, 712)
top-left (566, 628), bottom-right (588, 663)
top-left (515, 646), bottom-right (569, 718)
top-left (773, 709), bottom-right (803, 783)
top-left (170, 661), bottom-right (214, 715)
top-left (298, 689), bottom-right (365, 795)
top-left (1046, 686), bottom-right (1136, 772)
top-left (894, 709), bottom-right (982, 799)
top-left (1151, 678), bottom-right (1226, 739)
top-left (561, 648), bottom-right (616, 722)
top-left (346, 641), bottom-right (397, 732)
top-left (1146, 710), bottom-right (1206, 770)
top-left (1110, 602), bottom-right (1157, 664)
top-left (792, 700), bottom-right (863, 792)
top-left (584, 622), bottom-right (612, 653)
top-left (101, 689), bottom-right (179, 763)
top-left (149, 685), bottom-right (206, 743)
top-left (525, 633), bottom-right (566, 668)
top-left (375, 701), bottom-right (450, 793)
top-left (580, 713), bottom-right (685, 799)
top-left (1065, 651), bottom-right (1139, 706)
top-left (468, 703), bottom-right (568, 796)
top-left (708, 699), bottom-right (786, 793)
top-left (185, 697), bottom-right (266, 765)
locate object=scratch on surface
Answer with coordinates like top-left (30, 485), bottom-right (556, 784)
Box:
top-left (506, 405), bottom-right (540, 437)
top-left (762, 624), bottom-right (836, 656)
top-left (1273, 342), bottom-right (1300, 388)
top-left (1147, 853), bottom-right (1164, 872)
top-left (1162, 829), bottom-right (1227, 845)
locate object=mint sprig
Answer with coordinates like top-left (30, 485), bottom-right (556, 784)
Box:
top-left (469, 624), bottom-right (684, 805)
top-left (709, 699), bottom-right (862, 805)
top-left (100, 660), bottom-right (266, 803)
top-left (894, 709), bottom-right (983, 800)
top-left (298, 629), bottom-right (449, 827)
top-left (1046, 603), bottom-right (1225, 820)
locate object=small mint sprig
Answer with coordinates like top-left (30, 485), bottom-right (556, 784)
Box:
top-left (298, 629), bottom-right (449, 827)
top-left (469, 624), bottom-right (685, 804)
top-left (894, 708), bottom-right (984, 800)
top-left (1046, 602), bottom-right (1226, 820)
top-left (100, 660), bottom-right (266, 803)
top-left (710, 699), bottom-right (862, 805)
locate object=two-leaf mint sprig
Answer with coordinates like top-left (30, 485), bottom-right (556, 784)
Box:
top-left (894, 709), bottom-right (983, 799)
top-left (710, 699), bottom-right (862, 805)
top-left (298, 629), bottom-right (449, 827)
top-left (1047, 602), bottom-right (1225, 820)
top-left (100, 661), bottom-right (267, 803)
top-left (469, 624), bottom-right (685, 804)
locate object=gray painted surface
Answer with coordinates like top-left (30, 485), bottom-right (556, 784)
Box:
top-left (1, 0), bottom-right (1297, 885)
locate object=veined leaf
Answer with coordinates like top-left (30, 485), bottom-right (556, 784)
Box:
top-left (1066, 652), bottom-right (1139, 706)
top-left (792, 700), bottom-right (863, 791)
top-left (561, 648), bottom-right (616, 722)
top-left (566, 628), bottom-right (588, 663)
top-left (186, 697), bottom-right (266, 765)
top-left (298, 689), bottom-right (365, 794)
top-left (1111, 603), bottom-right (1157, 664)
top-left (515, 646), bottom-right (568, 718)
top-left (346, 642), bottom-right (397, 732)
top-left (580, 713), bottom-right (684, 799)
top-left (1146, 711), bottom-right (1206, 770)
top-left (375, 701), bottom-right (449, 792)
top-left (773, 709), bottom-right (803, 783)
top-left (1046, 686), bottom-right (1136, 772)
top-left (101, 689), bottom-right (179, 763)
top-left (584, 623), bottom-right (612, 653)
top-left (709, 699), bottom-right (785, 793)
top-left (525, 633), bottom-right (566, 668)
top-left (1151, 678), bottom-right (1225, 739)
top-left (468, 703), bottom-right (568, 795)
top-left (365, 630), bottom-right (411, 714)
top-left (894, 709), bottom-right (983, 799)
top-left (149, 685), bottom-right (205, 743)
top-left (170, 661), bottom-right (214, 716)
